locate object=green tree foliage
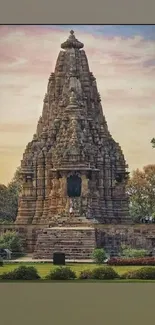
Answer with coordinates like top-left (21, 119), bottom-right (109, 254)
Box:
top-left (92, 248), bottom-right (107, 264)
top-left (127, 165), bottom-right (155, 222)
top-left (0, 167), bottom-right (22, 223)
top-left (0, 231), bottom-right (24, 258)
top-left (0, 184), bottom-right (10, 222)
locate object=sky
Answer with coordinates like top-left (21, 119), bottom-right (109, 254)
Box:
top-left (0, 24), bottom-right (155, 185)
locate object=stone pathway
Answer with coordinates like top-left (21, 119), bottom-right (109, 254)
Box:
top-left (6, 254), bottom-right (93, 264)
top-left (8, 258), bottom-right (94, 263)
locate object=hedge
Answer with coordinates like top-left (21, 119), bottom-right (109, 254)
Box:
top-left (107, 257), bottom-right (155, 266)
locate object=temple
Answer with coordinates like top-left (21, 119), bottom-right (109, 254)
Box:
top-left (16, 30), bottom-right (130, 229)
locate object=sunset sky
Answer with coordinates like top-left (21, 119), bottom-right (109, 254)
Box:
top-left (0, 25), bottom-right (155, 185)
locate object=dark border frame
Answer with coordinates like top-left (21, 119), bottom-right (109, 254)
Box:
top-left (0, 0), bottom-right (155, 24)
top-left (0, 0), bottom-right (155, 323)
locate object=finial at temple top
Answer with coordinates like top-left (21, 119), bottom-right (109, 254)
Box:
top-left (61, 30), bottom-right (84, 50)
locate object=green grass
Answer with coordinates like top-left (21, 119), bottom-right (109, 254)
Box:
top-left (1, 263), bottom-right (155, 279)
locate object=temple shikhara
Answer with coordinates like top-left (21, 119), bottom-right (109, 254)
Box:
top-left (16, 30), bottom-right (130, 227)
top-left (14, 31), bottom-right (131, 258)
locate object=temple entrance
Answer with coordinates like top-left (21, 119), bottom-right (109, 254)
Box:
top-left (67, 174), bottom-right (81, 197)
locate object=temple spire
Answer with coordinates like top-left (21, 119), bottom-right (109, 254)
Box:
top-left (16, 30), bottom-right (130, 227)
top-left (61, 30), bottom-right (84, 50)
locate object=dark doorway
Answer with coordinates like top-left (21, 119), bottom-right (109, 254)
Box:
top-left (67, 174), bottom-right (81, 197)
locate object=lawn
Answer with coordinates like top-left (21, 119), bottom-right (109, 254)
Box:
top-left (0, 263), bottom-right (154, 279)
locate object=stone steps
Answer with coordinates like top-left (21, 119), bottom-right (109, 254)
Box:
top-left (33, 227), bottom-right (96, 260)
top-left (37, 239), bottom-right (95, 244)
top-left (35, 253), bottom-right (94, 256)
top-left (35, 245), bottom-right (95, 249)
top-left (35, 254), bottom-right (95, 258)
top-left (40, 231), bottom-right (95, 236)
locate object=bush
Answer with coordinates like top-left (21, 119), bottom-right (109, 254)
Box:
top-left (122, 267), bottom-right (155, 280)
top-left (0, 270), bottom-right (15, 280)
top-left (0, 258), bottom-right (3, 267)
top-left (0, 265), bottom-right (40, 280)
top-left (78, 269), bottom-right (93, 280)
top-left (121, 246), bottom-right (148, 258)
top-left (91, 266), bottom-right (119, 280)
top-left (107, 257), bottom-right (155, 266)
top-left (92, 248), bottom-right (107, 264)
top-left (45, 267), bottom-right (76, 280)
top-left (0, 231), bottom-right (24, 258)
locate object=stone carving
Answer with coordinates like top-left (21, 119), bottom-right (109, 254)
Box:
top-left (15, 30), bottom-right (130, 225)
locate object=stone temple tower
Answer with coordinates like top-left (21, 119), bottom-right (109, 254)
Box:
top-left (16, 30), bottom-right (130, 226)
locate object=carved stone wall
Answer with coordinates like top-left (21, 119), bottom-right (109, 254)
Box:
top-left (96, 225), bottom-right (155, 255)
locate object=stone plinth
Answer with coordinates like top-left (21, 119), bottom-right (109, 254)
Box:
top-left (1, 224), bottom-right (155, 259)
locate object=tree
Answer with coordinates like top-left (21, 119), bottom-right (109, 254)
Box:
top-left (0, 184), bottom-right (11, 222)
top-left (151, 138), bottom-right (155, 148)
top-left (0, 231), bottom-right (24, 258)
top-left (7, 167), bottom-right (22, 222)
top-left (92, 248), bottom-right (107, 264)
top-left (127, 165), bottom-right (155, 222)
top-left (0, 167), bottom-right (22, 223)
top-left (8, 167), bottom-right (22, 193)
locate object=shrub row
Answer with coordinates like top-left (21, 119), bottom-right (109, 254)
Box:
top-left (0, 265), bottom-right (119, 281)
top-left (36, 266), bottom-right (119, 280)
top-left (120, 246), bottom-right (148, 258)
top-left (107, 257), bottom-right (155, 266)
top-left (1, 265), bottom-right (155, 281)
